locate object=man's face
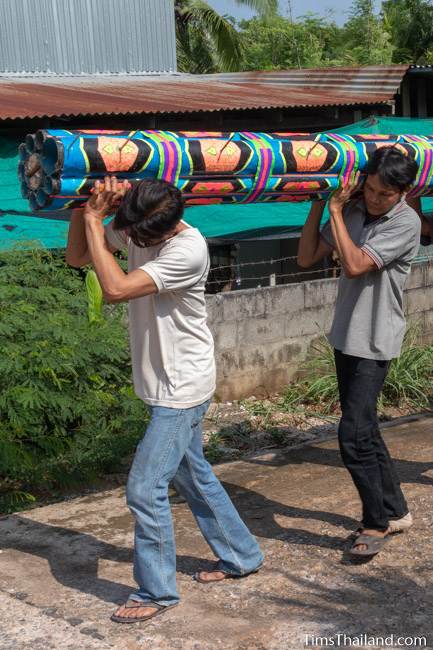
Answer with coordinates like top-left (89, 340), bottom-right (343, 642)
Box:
top-left (363, 174), bottom-right (403, 216)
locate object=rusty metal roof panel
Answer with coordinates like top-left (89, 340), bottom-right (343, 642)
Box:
top-left (0, 65), bottom-right (408, 120)
top-left (198, 65), bottom-right (410, 93)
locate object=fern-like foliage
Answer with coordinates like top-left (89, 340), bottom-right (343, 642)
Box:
top-left (0, 249), bottom-right (146, 513)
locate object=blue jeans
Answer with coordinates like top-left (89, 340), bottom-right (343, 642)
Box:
top-left (126, 399), bottom-right (264, 606)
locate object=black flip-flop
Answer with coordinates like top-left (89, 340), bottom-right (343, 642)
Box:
top-left (349, 533), bottom-right (388, 557)
top-left (111, 600), bottom-right (177, 624)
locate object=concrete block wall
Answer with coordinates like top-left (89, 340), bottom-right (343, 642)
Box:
top-left (207, 260), bottom-right (433, 401)
top-left (404, 261), bottom-right (433, 341)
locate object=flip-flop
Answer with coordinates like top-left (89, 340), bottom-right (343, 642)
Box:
top-left (193, 561), bottom-right (262, 584)
top-left (388, 512), bottom-right (413, 533)
top-left (353, 512), bottom-right (413, 538)
top-left (111, 600), bottom-right (177, 624)
top-left (349, 533), bottom-right (388, 557)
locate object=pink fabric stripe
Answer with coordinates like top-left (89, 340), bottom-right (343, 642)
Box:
top-left (343, 149), bottom-right (356, 180)
top-left (163, 141), bottom-right (177, 183)
top-left (248, 148), bottom-right (272, 202)
top-left (241, 132), bottom-right (273, 203)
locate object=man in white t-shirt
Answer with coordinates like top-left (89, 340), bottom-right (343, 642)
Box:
top-left (66, 176), bottom-right (263, 624)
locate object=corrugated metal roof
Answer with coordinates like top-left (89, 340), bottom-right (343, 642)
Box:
top-left (0, 0), bottom-right (176, 75)
top-left (199, 65), bottom-right (410, 93)
top-left (0, 65), bottom-right (409, 121)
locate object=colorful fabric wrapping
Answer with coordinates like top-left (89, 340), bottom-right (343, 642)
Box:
top-left (18, 129), bottom-right (433, 212)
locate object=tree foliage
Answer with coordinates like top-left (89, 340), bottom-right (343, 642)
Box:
top-left (175, 0), bottom-right (277, 72)
top-left (341, 0), bottom-right (394, 65)
top-left (382, 0), bottom-right (433, 64)
top-left (238, 15), bottom-right (326, 70)
top-left (175, 0), bottom-right (433, 71)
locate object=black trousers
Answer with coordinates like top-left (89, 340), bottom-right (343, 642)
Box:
top-left (334, 349), bottom-right (408, 532)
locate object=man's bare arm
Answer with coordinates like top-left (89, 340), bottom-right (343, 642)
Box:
top-left (80, 176), bottom-right (158, 303)
top-left (65, 208), bottom-right (118, 268)
top-left (330, 212), bottom-right (376, 277)
top-left (328, 175), bottom-right (376, 278)
top-left (297, 200), bottom-right (333, 268)
top-left (84, 217), bottom-right (157, 302)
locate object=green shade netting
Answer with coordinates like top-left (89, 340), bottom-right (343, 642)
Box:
top-left (2, 116), bottom-right (433, 248)
top-left (331, 116), bottom-right (433, 136)
top-left (0, 136), bottom-right (70, 250)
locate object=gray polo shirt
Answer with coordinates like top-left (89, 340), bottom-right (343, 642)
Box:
top-left (321, 197), bottom-right (421, 360)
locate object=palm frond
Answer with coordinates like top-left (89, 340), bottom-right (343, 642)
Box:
top-left (233, 0), bottom-right (278, 14)
top-left (176, 0), bottom-right (243, 71)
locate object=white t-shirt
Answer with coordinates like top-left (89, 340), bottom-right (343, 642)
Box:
top-left (105, 220), bottom-right (216, 408)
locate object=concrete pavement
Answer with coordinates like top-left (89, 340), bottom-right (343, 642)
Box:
top-left (1, 416), bottom-right (432, 649)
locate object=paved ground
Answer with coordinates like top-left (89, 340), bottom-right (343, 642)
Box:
top-left (0, 416), bottom-right (432, 650)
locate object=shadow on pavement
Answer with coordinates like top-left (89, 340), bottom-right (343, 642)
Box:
top-left (222, 481), bottom-right (357, 551)
top-left (255, 566), bottom-right (433, 644)
top-left (244, 443), bottom-right (433, 486)
top-left (0, 516), bottom-right (209, 604)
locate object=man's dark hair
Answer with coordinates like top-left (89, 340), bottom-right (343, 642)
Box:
top-left (367, 146), bottom-right (418, 191)
top-left (113, 179), bottom-right (184, 247)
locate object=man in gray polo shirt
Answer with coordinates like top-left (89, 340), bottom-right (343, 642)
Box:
top-left (298, 147), bottom-right (420, 557)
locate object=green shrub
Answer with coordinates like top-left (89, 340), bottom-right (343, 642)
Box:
top-left (204, 432), bottom-right (226, 463)
top-left (281, 332), bottom-right (433, 415)
top-left (0, 248), bottom-right (146, 513)
top-left (381, 326), bottom-right (433, 409)
top-left (281, 338), bottom-right (340, 414)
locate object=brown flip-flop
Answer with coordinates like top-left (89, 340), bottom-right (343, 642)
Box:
top-left (111, 600), bottom-right (177, 624)
top-left (193, 561), bottom-right (262, 584)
